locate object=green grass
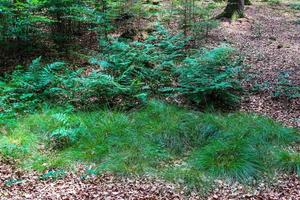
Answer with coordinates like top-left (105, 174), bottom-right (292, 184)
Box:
top-left (0, 100), bottom-right (299, 188)
top-left (275, 150), bottom-right (300, 175)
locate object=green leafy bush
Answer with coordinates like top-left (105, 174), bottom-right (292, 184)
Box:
top-left (49, 113), bottom-right (86, 149)
top-left (0, 0), bottom-right (51, 46)
top-left (177, 45), bottom-right (242, 106)
top-left (0, 56), bottom-right (131, 117)
top-left (0, 57), bottom-right (67, 115)
top-left (1, 24), bottom-right (244, 118)
top-left (91, 25), bottom-right (188, 96)
top-left (191, 3), bottom-right (219, 43)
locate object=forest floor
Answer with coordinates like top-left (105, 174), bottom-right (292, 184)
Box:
top-left (212, 3), bottom-right (300, 128)
top-left (1, 159), bottom-right (300, 199)
top-left (1, 2), bottom-right (299, 200)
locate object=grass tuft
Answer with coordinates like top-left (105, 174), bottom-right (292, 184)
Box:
top-left (191, 139), bottom-right (261, 181)
top-left (0, 100), bottom-right (299, 188)
top-left (275, 150), bottom-right (300, 175)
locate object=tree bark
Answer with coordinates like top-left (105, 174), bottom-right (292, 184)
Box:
top-left (245, 0), bottom-right (251, 5)
top-left (217, 0), bottom-right (245, 19)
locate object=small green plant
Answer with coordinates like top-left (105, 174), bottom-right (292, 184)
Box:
top-left (289, 3), bottom-right (300, 10)
top-left (39, 170), bottom-right (66, 180)
top-left (4, 179), bottom-right (25, 187)
top-left (264, 0), bottom-right (281, 5)
top-left (0, 138), bottom-right (28, 160)
top-left (191, 3), bottom-right (219, 44)
top-left (191, 139), bottom-right (260, 181)
top-left (275, 150), bottom-right (300, 175)
top-left (272, 72), bottom-right (300, 99)
top-left (177, 45), bottom-right (242, 107)
top-left (49, 113), bottom-right (86, 149)
top-left (50, 127), bottom-right (82, 149)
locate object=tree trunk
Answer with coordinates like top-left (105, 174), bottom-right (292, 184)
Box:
top-left (217, 0), bottom-right (245, 19)
top-left (245, 0), bottom-right (251, 5)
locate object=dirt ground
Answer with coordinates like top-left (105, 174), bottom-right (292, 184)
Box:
top-left (213, 4), bottom-right (300, 128)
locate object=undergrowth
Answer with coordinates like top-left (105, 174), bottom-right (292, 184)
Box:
top-left (0, 26), bottom-right (243, 122)
top-left (0, 100), bottom-right (298, 189)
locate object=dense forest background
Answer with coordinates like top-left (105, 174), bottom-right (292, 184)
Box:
top-left (0, 0), bottom-right (299, 199)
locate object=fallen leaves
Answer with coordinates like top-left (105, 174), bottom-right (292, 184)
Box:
top-left (215, 4), bottom-right (300, 128)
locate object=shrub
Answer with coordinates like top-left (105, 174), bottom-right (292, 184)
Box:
top-left (91, 25), bottom-right (188, 96)
top-left (0, 57), bottom-right (131, 117)
top-left (177, 45), bottom-right (242, 107)
top-left (191, 3), bottom-right (219, 44)
top-left (0, 57), bottom-right (67, 113)
top-left (50, 128), bottom-right (81, 149)
top-left (0, 0), bottom-right (51, 47)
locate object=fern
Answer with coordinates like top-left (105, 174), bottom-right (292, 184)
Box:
top-left (272, 71), bottom-right (300, 99)
top-left (177, 45), bottom-right (242, 107)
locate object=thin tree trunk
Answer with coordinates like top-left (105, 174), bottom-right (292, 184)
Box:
top-left (217, 0), bottom-right (245, 19)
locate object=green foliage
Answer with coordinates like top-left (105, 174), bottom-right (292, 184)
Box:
top-left (0, 101), bottom-right (298, 185)
top-left (289, 3), bottom-right (300, 10)
top-left (191, 3), bottom-right (219, 43)
top-left (92, 25), bottom-right (188, 96)
top-left (49, 113), bottom-right (86, 149)
top-left (177, 45), bottom-right (242, 106)
top-left (47, 114), bottom-right (84, 150)
top-left (191, 139), bottom-right (260, 181)
top-left (0, 57), bottom-right (66, 116)
top-left (0, 138), bottom-right (28, 160)
top-left (0, 0), bottom-right (143, 50)
top-left (272, 72), bottom-right (300, 99)
top-left (264, 0), bottom-right (281, 5)
top-left (0, 0), bottom-right (299, 194)
top-left (275, 150), bottom-right (300, 175)
top-left (4, 179), bottom-right (25, 187)
top-left (0, 56), bottom-right (131, 117)
top-left (39, 170), bottom-right (66, 180)
top-left (0, 0), bottom-right (51, 46)
top-left (161, 164), bottom-right (209, 192)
